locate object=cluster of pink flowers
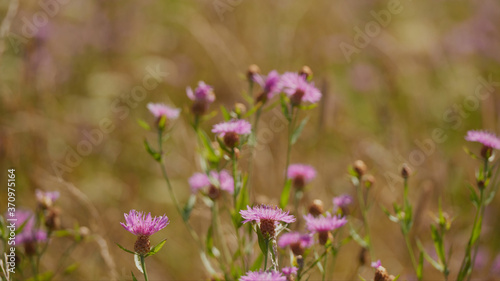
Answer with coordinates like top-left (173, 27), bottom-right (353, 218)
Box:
top-left (189, 170), bottom-right (234, 199)
top-left (287, 164), bottom-right (317, 189)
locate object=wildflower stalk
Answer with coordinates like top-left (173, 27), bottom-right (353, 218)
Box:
top-left (263, 239), bottom-right (269, 271)
top-left (232, 149), bottom-right (239, 209)
top-left (140, 255), bottom-right (149, 281)
top-left (322, 246), bottom-right (328, 281)
top-left (211, 202), bottom-right (231, 275)
top-left (355, 180), bottom-right (373, 261)
top-left (402, 177), bottom-right (418, 276)
top-left (284, 106), bottom-right (299, 188)
top-left (30, 256), bottom-right (38, 281)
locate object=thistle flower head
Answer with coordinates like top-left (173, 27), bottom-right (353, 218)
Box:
top-left (278, 232), bottom-right (313, 255)
top-left (280, 72), bottom-right (321, 105)
top-left (287, 164), bottom-right (316, 189)
top-left (333, 194), bottom-right (353, 209)
top-left (254, 70), bottom-right (281, 100)
top-left (240, 205), bottom-right (296, 238)
top-left (240, 270), bottom-right (286, 281)
top-left (186, 81), bottom-right (215, 103)
top-left (36, 189), bottom-right (59, 209)
top-left (189, 170), bottom-right (234, 197)
top-left (212, 119), bottom-right (252, 148)
top-left (147, 103), bottom-right (181, 120)
top-left (465, 130), bottom-right (500, 151)
top-left (120, 210), bottom-right (169, 237)
top-left (11, 210), bottom-right (47, 247)
top-left (282, 266), bottom-right (298, 277)
top-left (303, 212), bottom-right (347, 234)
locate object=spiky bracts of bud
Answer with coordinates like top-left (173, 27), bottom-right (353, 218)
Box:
top-left (134, 235), bottom-right (151, 256)
top-left (401, 164), bottom-right (411, 179)
top-left (240, 205), bottom-right (296, 239)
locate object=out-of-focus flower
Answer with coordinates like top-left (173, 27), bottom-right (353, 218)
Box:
top-left (280, 72), bottom-right (321, 106)
top-left (278, 232), bottom-right (313, 256)
top-left (186, 81), bottom-right (215, 116)
top-left (36, 189), bottom-right (60, 209)
top-left (282, 266), bottom-right (298, 281)
top-left (212, 119), bottom-right (252, 148)
top-left (287, 164), bottom-right (316, 190)
top-left (147, 103), bottom-right (181, 120)
top-left (304, 212), bottom-right (347, 245)
top-left (254, 70), bottom-right (281, 102)
top-left (465, 130), bottom-right (500, 149)
top-left (11, 210), bottom-right (47, 255)
top-left (120, 210), bottom-right (169, 255)
top-left (189, 170), bottom-right (234, 199)
top-left (240, 270), bottom-right (286, 281)
top-left (333, 194), bottom-right (353, 209)
top-left (240, 205), bottom-right (295, 238)
top-left (308, 199), bottom-right (324, 217)
top-left (371, 260), bottom-right (382, 268)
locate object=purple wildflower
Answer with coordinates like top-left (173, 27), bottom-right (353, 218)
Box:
top-left (282, 267), bottom-right (298, 277)
top-left (254, 70), bottom-right (281, 101)
top-left (240, 205), bottom-right (295, 238)
top-left (278, 232), bottom-right (313, 255)
top-left (9, 210), bottom-right (47, 255)
top-left (333, 194), bottom-right (353, 208)
top-left (147, 103), bottom-right (181, 120)
top-left (304, 212), bottom-right (347, 245)
top-left (465, 130), bottom-right (500, 149)
top-left (212, 119), bottom-right (252, 148)
top-left (189, 170), bottom-right (234, 199)
top-left (280, 72), bottom-right (321, 105)
top-left (120, 210), bottom-right (169, 237)
top-left (371, 260), bottom-right (382, 268)
top-left (36, 189), bottom-right (59, 209)
top-left (287, 164), bottom-right (316, 189)
top-left (186, 81), bottom-right (215, 103)
top-left (240, 270), bottom-right (286, 281)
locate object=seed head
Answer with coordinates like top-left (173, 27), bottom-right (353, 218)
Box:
top-left (308, 199), bottom-right (324, 217)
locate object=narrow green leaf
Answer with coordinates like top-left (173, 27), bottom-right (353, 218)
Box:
top-left (206, 224), bottom-right (214, 257)
top-left (416, 240), bottom-right (443, 272)
top-left (417, 251), bottom-right (424, 280)
top-left (137, 119), bottom-right (151, 131)
top-left (182, 194), bottom-right (197, 222)
top-left (144, 139), bottom-right (161, 161)
top-left (280, 94), bottom-right (291, 121)
top-left (430, 225), bottom-right (446, 264)
top-left (279, 180), bottom-right (292, 209)
top-left (291, 117), bottom-right (310, 145)
top-left (116, 243), bottom-right (135, 255)
top-left (63, 263), bottom-right (79, 275)
top-left (463, 146), bottom-right (478, 159)
top-left (146, 239), bottom-right (167, 257)
top-left (220, 105), bottom-right (231, 121)
top-left (256, 227), bottom-right (269, 256)
top-left (250, 252), bottom-right (264, 271)
top-left (470, 215), bottom-right (483, 245)
top-left (392, 274), bottom-right (401, 281)
top-left (131, 271), bottom-right (138, 281)
top-left (134, 254), bottom-right (143, 273)
top-left (349, 225), bottom-right (368, 248)
top-left (299, 103), bottom-right (318, 111)
top-left (244, 103), bottom-right (262, 119)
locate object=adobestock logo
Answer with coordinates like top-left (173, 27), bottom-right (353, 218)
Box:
top-left (339, 0), bottom-right (409, 63)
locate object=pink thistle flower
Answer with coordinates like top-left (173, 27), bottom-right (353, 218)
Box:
top-left (36, 189), bottom-right (59, 209)
top-left (254, 70), bottom-right (281, 102)
top-left (282, 267), bottom-right (298, 277)
top-left (304, 212), bottom-right (347, 245)
top-left (189, 170), bottom-right (234, 199)
top-left (287, 164), bottom-right (316, 189)
top-left (240, 270), bottom-right (286, 281)
top-left (121, 210), bottom-right (169, 255)
top-left (371, 260), bottom-right (382, 268)
top-left (186, 81), bottom-right (215, 103)
top-left (212, 119), bottom-right (252, 148)
top-left (9, 210), bottom-right (47, 255)
top-left (147, 103), bottom-right (181, 120)
top-left (280, 72), bottom-right (321, 106)
top-left (120, 210), bottom-right (169, 237)
top-left (240, 205), bottom-right (296, 238)
top-left (465, 130), bottom-right (500, 149)
top-left (333, 194), bottom-right (353, 208)
top-left (278, 232), bottom-right (313, 255)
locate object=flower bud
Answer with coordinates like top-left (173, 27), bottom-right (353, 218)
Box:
top-left (299, 65), bottom-right (313, 80)
top-left (223, 132), bottom-right (240, 148)
top-left (318, 231), bottom-right (332, 245)
top-left (353, 160), bottom-right (367, 178)
top-left (358, 247), bottom-right (367, 266)
top-left (234, 103), bottom-right (247, 117)
top-left (308, 199), bottom-right (324, 217)
top-left (374, 266), bottom-right (393, 281)
top-left (481, 145), bottom-right (493, 159)
top-left (290, 90), bottom-right (305, 107)
top-left (45, 207), bottom-right (61, 231)
top-left (208, 185), bottom-right (221, 200)
top-left (134, 235), bottom-right (151, 255)
top-left (247, 64), bottom-right (260, 82)
top-left (401, 164), bottom-right (411, 179)
top-left (364, 174), bottom-right (376, 188)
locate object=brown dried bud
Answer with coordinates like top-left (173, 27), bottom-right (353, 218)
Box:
top-left (45, 207), bottom-right (61, 231)
top-left (374, 266), bottom-right (392, 281)
top-left (247, 64), bottom-right (261, 82)
top-left (353, 160), bottom-right (367, 178)
top-left (208, 185), bottom-right (221, 200)
top-left (134, 235), bottom-right (151, 255)
top-left (290, 242), bottom-right (305, 256)
top-left (191, 100), bottom-right (209, 116)
top-left (358, 247), bottom-right (367, 265)
top-left (223, 132), bottom-right (240, 148)
top-left (256, 91), bottom-right (268, 104)
top-left (364, 174), bottom-right (376, 188)
top-left (318, 231), bottom-right (332, 245)
top-left (308, 199), bottom-right (324, 217)
top-left (292, 175), bottom-right (306, 190)
top-left (299, 65), bottom-right (313, 80)
top-left (477, 179), bottom-right (485, 190)
top-left (401, 164), bottom-right (411, 179)
top-left (259, 219), bottom-right (276, 238)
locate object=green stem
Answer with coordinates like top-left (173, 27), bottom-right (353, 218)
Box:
top-left (356, 180), bottom-right (373, 261)
top-left (302, 245), bottom-right (331, 275)
top-left (283, 106), bottom-right (298, 188)
top-left (264, 239), bottom-right (269, 271)
top-left (231, 149), bottom-right (238, 208)
top-left (404, 233), bottom-right (418, 276)
top-left (212, 202), bottom-right (232, 271)
top-left (322, 247), bottom-right (328, 281)
top-left (402, 178), bottom-right (418, 277)
top-left (140, 255), bottom-right (148, 281)
top-left (30, 256), bottom-right (38, 281)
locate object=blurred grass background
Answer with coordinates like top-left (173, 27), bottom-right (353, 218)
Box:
top-left (1, 0), bottom-right (500, 280)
